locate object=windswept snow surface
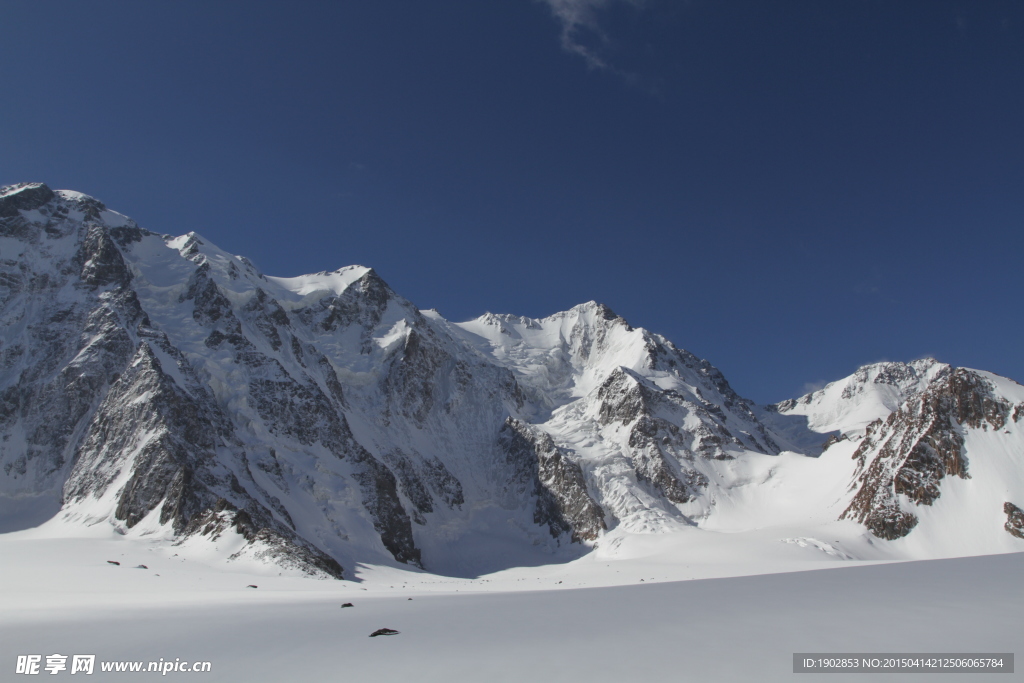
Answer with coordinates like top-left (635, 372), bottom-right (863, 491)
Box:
top-left (1, 526), bottom-right (1020, 682)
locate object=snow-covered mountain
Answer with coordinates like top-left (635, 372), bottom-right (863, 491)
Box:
top-left (772, 360), bottom-right (1024, 551)
top-left (771, 358), bottom-right (952, 437)
top-left (2, 182), bottom-right (1022, 577)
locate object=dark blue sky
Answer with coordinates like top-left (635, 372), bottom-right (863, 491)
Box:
top-left (3, 0), bottom-right (1022, 403)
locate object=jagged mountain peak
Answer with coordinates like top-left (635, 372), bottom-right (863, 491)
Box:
top-left (773, 358), bottom-right (953, 436)
top-left (845, 357), bottom-right (948, 390)
top-left (0, 181), bottom-right (48, 197)
top-left (0, 181), bottom-right (54, 209)
top-left (447, 299), bottom-right (762, 442)
top-left (1, 181), bottom-right (49, 198)
top-left (556, 300), bottom-right (626, 323)
top-left (268, 265), bottom-right (375, 298)
top-left (470, 300), bottom-right (627, 333)
top-left (1, 182), bottom-right (139, 240)
top-left (54, 188), bottom-right (107, 211)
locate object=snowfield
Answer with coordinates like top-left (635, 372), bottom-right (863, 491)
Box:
top-left (1, 526), bottom-right (1020, 682)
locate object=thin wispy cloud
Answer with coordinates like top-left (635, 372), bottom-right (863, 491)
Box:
top-left (802, 380), bottom-right (829, 394)
top-left (538, 0), bottom-right (643, 72)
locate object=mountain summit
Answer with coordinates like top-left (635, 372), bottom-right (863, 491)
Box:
top-left (2, 184), bottom-right (1022, 576)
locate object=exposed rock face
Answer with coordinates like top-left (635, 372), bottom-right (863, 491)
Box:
top-left (821, 434), bottom-right (846, 450)
top-left (500, 418), bottom-right (606, 542)
top-left (841, 369), bottom-right (1011, 539)
top-left (66, 343), bottom-right (219, 530)
top-left (597, 369), bottom-right (710, 503)
top-left (184, 499), bottom-right (343, 579)
top-left (0, 183), bottom-right (55, 217)
top-left (1, 203), bottom-right (141, 507)
top-left (1004, 502), bottom-right (1024, 539)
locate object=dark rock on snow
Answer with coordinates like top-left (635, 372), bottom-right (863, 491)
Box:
top-left (369, 628), bottom-right (400, 637)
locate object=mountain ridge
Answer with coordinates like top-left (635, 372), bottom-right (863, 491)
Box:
top-left (2, 183), bottom-right (1022, 577)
